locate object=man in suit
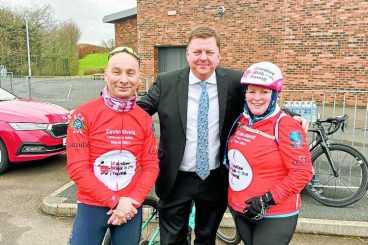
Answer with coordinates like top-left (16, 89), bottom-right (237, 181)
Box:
top-left (138, 26), bottom-right (243, 244)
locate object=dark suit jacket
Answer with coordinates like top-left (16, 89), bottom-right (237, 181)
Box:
top-left (137, 66), bottom-right (244, 199)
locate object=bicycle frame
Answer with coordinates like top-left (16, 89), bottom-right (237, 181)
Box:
top-left (141, 206), bottom-right (159, 245)
top-left (309, 126), bottom-right (339, 177)
top-left (308, 114), bottom-right (350, 177)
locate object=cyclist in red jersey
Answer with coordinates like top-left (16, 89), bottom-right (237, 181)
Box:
top-left (67, 47), bottom-right (159, 245)
top-left (226, 62), bottom-right (313, 245)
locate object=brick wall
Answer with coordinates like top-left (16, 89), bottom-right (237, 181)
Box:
top-left (114, 16), bottom-right (146, 92)
top-left (115, 16), bottom-right (138, 49)
top-left (116, 0), bottom-right (368, 93)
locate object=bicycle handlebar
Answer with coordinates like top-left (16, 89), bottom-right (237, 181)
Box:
top-left (314, 114), bottom-right (349, 135)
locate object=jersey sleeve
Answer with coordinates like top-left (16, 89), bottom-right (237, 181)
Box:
top-left (66, 109), bottom-right (119, 209)
top-left (128, 115), bottom-right (159, 206)
top-left (269, 116), bottom-right (313, 204)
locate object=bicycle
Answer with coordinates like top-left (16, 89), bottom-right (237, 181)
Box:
top-left (305, 114), bottom-right (368, 207)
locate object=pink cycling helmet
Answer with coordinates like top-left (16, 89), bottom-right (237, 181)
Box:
top-left (240, 61), bottom-right (284, 92)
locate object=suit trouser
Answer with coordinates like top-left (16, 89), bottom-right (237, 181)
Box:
top-left (158, 167), bottom-right (228, 245)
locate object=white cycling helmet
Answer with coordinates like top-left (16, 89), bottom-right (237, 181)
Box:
top-left (240, 61), bottom-right (284, 92)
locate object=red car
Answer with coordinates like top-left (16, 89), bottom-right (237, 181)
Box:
top-left (0, 88), bottom-right (69, 174)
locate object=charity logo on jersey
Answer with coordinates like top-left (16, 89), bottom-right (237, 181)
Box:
top-left (228, 149), bottom-right (253, 191)
top-left (289, 131), bottom-right (303, 148)
top-left (149, 144), bottom-right (157, 156)
top-left (70, 114), bottom-right (86, 134)
top-left (292, 155), bottom-right (310, 167)
top-left (94, 150), bottom-right (136, 191)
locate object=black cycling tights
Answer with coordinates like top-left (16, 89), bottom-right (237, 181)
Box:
top-left (234, 212), bottom-right (298, 245)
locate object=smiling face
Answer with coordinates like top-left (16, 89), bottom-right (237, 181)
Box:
top-left (186, 37), bottom-right (221, 81)
top-left (245, 85), bottom-right (272, 116)
top-left (104, 52), bottom-right (141, 99)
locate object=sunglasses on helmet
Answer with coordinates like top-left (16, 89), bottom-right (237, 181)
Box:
top-left (108, 46), bottom-right (140, 61)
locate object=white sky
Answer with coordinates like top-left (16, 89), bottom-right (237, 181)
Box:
top-left (0, 0), bottom-right (136, 45)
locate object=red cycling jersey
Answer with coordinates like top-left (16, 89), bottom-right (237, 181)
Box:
top-left (228, 107), bottom-right (313, 216)
top-left (67, 97), bottom-right (159, 209)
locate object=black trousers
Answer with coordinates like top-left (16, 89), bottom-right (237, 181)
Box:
top-left (234, 211), bottom-right (298, 245)
top-left (158, 167), bottom-right (228, 245)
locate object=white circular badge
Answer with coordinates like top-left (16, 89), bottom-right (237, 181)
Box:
top-left (228, 149), bottom-right (253, 191)
top-left (94, 150), bottom-right (136, 191)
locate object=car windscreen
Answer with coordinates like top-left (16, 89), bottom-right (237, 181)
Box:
top-left (0, 88), bottom-right (17, 101)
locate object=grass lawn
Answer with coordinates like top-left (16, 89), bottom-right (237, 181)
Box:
top-left (79, 53), bottom-right (108, 75)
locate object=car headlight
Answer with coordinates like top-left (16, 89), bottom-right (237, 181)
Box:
top-left (8, 122), bottom-right (49, 131)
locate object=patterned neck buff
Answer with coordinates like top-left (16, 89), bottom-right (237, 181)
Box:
top-left (101, 86), bottom-right (137, 112)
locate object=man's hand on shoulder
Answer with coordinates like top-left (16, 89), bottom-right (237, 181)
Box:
top-left (292, 116), bottom-right (308, 133)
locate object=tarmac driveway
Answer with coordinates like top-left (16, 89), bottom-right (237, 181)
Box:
top-left (0, 154), bottom-right (367, 244)
top-left (0, 154), bottom-right (73, 245)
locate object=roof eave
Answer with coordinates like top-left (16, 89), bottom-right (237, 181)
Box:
top-left (103, 7), bottom-right (137, 23)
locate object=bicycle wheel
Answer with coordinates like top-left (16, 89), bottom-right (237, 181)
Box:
top-left (216, 207), bottom-right (241, 245)
top-left (140, 197), bottom-right (160, 245)
top-left (306, 143), bottom-right (368, 207)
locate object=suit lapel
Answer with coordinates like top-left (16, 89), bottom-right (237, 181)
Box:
top-left (177, 67), bottom-right (190, 135)
top-left (216, 68), bottom-right (228, 135)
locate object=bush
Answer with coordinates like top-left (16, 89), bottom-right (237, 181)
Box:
top-left (78, 44), bottom-right (107, 59)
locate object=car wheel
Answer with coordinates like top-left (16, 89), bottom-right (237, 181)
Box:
top-left (0, 139), bottom-right (10, 174)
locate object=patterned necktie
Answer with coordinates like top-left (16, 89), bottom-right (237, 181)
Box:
top-left (196, 81), bottom-right (210, 180)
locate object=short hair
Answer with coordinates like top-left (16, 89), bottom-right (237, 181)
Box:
top-left (187, 27), bottom-right (220, 49)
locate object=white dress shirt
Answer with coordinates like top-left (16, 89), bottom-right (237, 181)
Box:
top-left (180, 71), bottom-right (220, 172)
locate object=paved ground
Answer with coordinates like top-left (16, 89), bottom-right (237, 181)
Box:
top-left (1, 153), bottom-right (368, 244)
top-left (0, 154), bottom-right (73, 245)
